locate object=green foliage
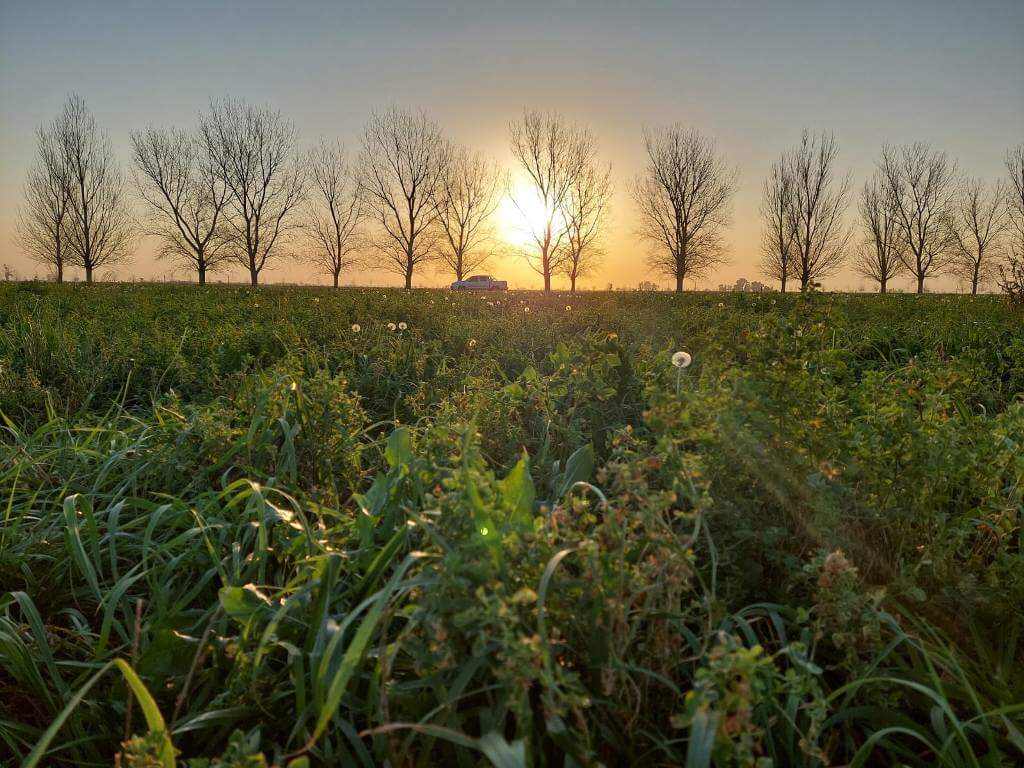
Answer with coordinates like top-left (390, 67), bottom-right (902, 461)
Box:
top-left (0, 284), bottom-right (1021, 767)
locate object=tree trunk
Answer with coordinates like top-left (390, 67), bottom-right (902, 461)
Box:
top-left (916, 273), bottom-right (925, 294)
top-left (780, 273), bottom-right (787, 293)
top-left (570, 275), bottom-right (577, 292)
top-left (333, 271), bottom-right (340, 288)
top-left (675, 273), bottom-right (683, 292)
top-left (543, 271), bottom-right (551, 292)
top-left (879, 279), bottom-right (887, 294)
top-left (198, 261), bottom-right (207, 286)
top-left (971, 263), bottom-right (980, 295)
top-left (250, 268), bottom-right (259, 286)
top-left (84, 263), bottom-right (93, 283)
top-left (56, 260), bottom-right (63, 284)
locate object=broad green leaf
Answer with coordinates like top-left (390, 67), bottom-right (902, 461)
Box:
top-left (219, 584), bottom-right (270, 624)
top-left (499, 450), bottom-right (535, 526)
top-left (553, 443), bottom-right (595, 501)
top-left (385, 426), bottom-right (412, 469)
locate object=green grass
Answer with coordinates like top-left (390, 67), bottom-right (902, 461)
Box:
top-left (0, 283), bottom-right (1022, 766)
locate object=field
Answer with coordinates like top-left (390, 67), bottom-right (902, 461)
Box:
top-left (1, 283), bottom-right (1022, 767)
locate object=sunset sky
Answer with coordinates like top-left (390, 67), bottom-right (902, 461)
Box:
top-left (1, 0), bottom-right (1022, 291)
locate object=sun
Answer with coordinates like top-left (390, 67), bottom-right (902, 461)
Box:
top-left (496, 177), bottom-right (552, 249)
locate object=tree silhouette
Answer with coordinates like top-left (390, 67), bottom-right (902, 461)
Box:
top-left (509, 110), bottom-right (593, 292)
top-left (948, 177), bottom-right (1008, 294)
top-left (54, 95), bottom-right (134, 283)
top-left (855, 170), bottom-right (904, 293)
top-left (635, 125), bottom-right (734, 292)
top-left (785, 131), bottom-right (851, 291)
top-left (17, 122), bottom-right (71, 282)
top-left (306, 140), bottom-right (363, 288)
top-left (131, 126), bottom-right (231, 284)
top-left (879, 142), bottom-right (958, 294)
top-left (433, 145), bottom-right (502, 282)
top-left (200, 99), bottom-right (305, 286)
top-left (357, 108), bottom-right (450, 289)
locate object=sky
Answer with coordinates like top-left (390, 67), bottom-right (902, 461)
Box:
top-left (1, 0), bottom-right (1022, 291)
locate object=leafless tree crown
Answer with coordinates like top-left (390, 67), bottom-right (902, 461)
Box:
top-left (357, 107), bottom-right (450, 289)
top-left (306, 140), bottom-right (364, 287)
top-left (509, 110), bottom-right (594, 292)
top-left (759, 158), bottom-right (795, 292)
top-left (54, 94), bottom-right (135, 282)
top-left (17, 123), bottom-right (72, 282)
top-left (200, 99), bottom-right (306, 285)
top-left (878, 142), bottom-right (958, 293)
top-left (948, 177), bottom-right (1008, 294)
top-left (785, 131), bottom-right (851, 290)
top-left (1005, 145), bottom-right (1024, 262)
top-left (433, 145), bottom-right (503, 282)
top-left (854, 170), bottom-right (905, 293)
top-left (562, 160), bottom-right (612, 292)
top-left (131, 125), bottom-right (231, 284)
top-left (634, 124), bottom-right (735, 292)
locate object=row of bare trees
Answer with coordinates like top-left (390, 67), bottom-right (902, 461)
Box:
top-left (14, 96), bottom-right (696, 292)
top-left (17, 95), bottom-right (1023, 294)
top-left (760, 133), bottom-right (1023, 294)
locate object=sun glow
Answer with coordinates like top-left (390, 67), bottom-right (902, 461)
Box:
top-left (496, 178), bottom-right (552, 249)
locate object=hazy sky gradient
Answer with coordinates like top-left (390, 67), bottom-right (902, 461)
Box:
top-left (2, 0), bottom-right (1022, 290)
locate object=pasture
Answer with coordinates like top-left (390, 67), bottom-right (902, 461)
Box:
top-left (1, 283), bottom-right (1022, 766)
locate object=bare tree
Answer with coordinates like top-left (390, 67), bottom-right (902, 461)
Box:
top-left (306, 140), bottom-right (363, 287)
top-left (54, 95), bottom-right (134, 283)
top-left (855, 171), bottom-right (904, 293)
top-left (200, 99), bottom-right (305, 286)
top-left (562, 160), bottom-right (612, 292)
top-left (948, 177), bottom-right (1008, 294)
top-left (879, 142), bottom-right (958, 293)
top-left (357, 107), bottom-right (449, 289)
top-left (1006, 145), bottom-right (1024, 262)
top-left (510, 110), bottom-right (594, 292)
top-left (759, 157), bottom-right (795, 293)
top-left (785, 131), bottom-right (851, 290)
top-left (433, 145), bottom-right (503, 281)
top-left (17, 123), bottom-right (71, 282)
top-left (131, 126), bottom-right (230, 284)
top-left (633, 125), bottom-right (734, 292)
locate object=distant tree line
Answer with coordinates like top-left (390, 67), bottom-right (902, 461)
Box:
top-left (760, 132), bottom-right (1023, 295)
top-left (16, 95), bottom-right (1024, 294)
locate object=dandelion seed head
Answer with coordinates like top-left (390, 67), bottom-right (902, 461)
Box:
top-left (387, 322), bottom-right (397, 331)
top-left (671, 351), bottom-right (692, 369)
top-left (351, 323), bottom-right (361, 333)
top-left (398, 321), bottom-right (407, 330)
